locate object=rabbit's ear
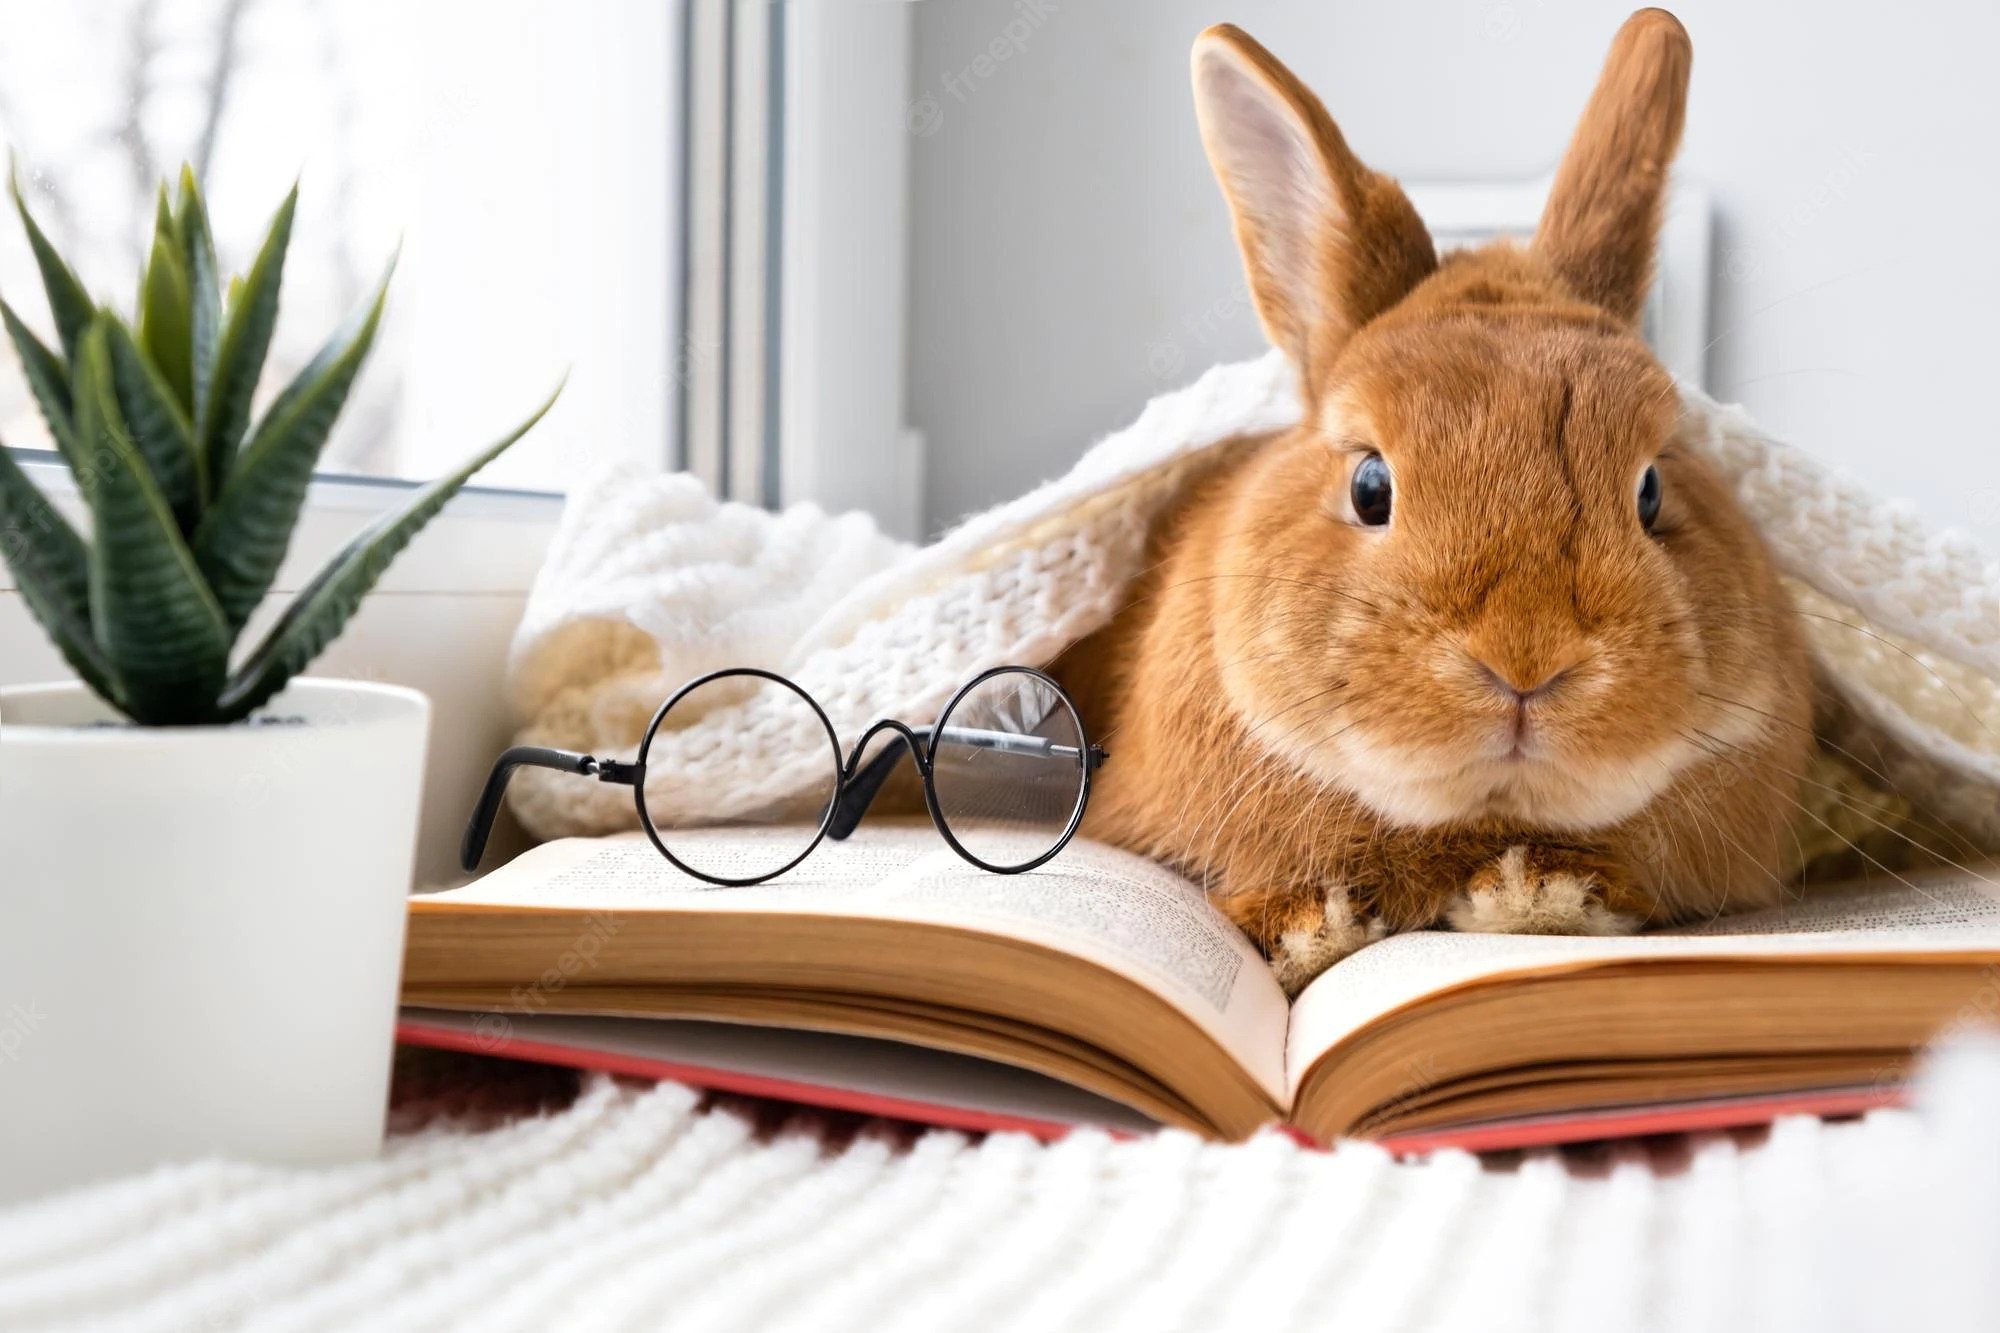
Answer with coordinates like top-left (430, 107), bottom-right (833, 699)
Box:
top-left (1192, 24), bottom-right (1435, 390)
top-left (1535, 8), bottom-right (1692, 324)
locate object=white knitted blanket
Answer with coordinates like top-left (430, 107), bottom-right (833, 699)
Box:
top-left (506, 351), bottom-right (2000, 848)
top-left (7, 1037), bottom-right (2000, 1332)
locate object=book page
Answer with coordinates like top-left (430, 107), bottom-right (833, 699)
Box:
top-left (1285, 870), bottom-right (2000, 1097)
top-left (428, 826), bottom-right (1289, 1098)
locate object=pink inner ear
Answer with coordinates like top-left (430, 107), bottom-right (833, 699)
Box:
top-left (1198, 55), bottom-right (1336, 250)
top-left (1193, 47), bottom-right (1340, 355)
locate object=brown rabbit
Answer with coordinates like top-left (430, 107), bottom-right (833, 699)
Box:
top-left (1055, 9), bottom-right (1815, 993)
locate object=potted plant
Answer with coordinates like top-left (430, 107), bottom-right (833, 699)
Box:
top-left (0, 167), bottom-right (559, 1202)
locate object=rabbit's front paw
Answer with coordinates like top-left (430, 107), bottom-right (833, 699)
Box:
top-left (1446, 845), bottom-right (1641, 936)
top-left (1269, 884), bottom-right (1388, 995)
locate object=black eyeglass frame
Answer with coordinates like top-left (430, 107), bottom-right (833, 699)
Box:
top-left (460, 664), bottom-right (1108, 887)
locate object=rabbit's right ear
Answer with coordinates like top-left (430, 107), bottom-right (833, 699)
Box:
top-left (1192, 25), bottom-right (1435, 394)
top-left (1534, 9), bottom-right (1692, 324)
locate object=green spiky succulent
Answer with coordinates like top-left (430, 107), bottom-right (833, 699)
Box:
top-left (0, 166), bottom-right (560, 725)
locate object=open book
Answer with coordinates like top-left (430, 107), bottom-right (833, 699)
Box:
top-left (399, 825), bottom-right (2000, 1149)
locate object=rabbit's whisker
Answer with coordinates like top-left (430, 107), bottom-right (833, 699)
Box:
top-left (1681, 727), bottom-right (1989, 905)
top-left (1696, 689), bottom-right (1991, 865)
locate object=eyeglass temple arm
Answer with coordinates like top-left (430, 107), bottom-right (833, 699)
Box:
top-left (826, 726), bottom-right (1107, 842)
top-left (460, 746), bottom-right (641, 873)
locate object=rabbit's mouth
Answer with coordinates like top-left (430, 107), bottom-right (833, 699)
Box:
top-left (1321, 732), bottom-right (1679, 829)
top-left (1291, 690), bottom-right (1777, 832)
top-left (1236, 659), bottom-right (1679, 828)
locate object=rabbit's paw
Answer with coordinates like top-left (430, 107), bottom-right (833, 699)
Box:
top-left (1446, 845), bottom-right (1641, 937)
top-left (1270, 885), bottom-right (1389, 994)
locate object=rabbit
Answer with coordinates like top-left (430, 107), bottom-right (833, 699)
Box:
top-left (1054, 9), bottom-right (1816, 994)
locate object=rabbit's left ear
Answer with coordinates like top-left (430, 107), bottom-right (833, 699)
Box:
top-left (1191, 24), bottom-right (1436, 392)
top-left (1536, 8), bottom-right (1693, 324)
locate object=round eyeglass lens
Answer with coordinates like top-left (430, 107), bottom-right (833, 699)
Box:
top-left (929, 670), bottom-right (1088, 871)
top-left (639, 671), bottom-right (840, 883)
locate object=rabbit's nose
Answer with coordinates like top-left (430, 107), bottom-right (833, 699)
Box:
top-left (1471, 654), bottom-right (1579, 703)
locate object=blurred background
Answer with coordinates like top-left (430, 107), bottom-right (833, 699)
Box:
top-left (0, 0), bottom-right (1994, 543)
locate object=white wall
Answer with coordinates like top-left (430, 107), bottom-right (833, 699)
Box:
top-left (907, 0), bottom-right (2000, 553)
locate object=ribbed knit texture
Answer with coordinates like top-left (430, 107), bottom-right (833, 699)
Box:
top-left (502, 351), bottom-right (2000, 848)
top-left (7, 1038), bottom-right (2000, 1332)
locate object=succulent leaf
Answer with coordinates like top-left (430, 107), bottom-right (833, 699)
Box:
top-left (200, 185), bottom-right (295, 488)
top-left (194, 264), bottom-right (389, 634)
top-left (138, 229), bottom-right (195, 414)
top-left (216, 378), bottom-right (564, 720)
top-left (152, 183), bottom-right (178, 249)
top-left (9, 167), bottom-right (93, 364)
top-left (75, 322), bottom-right (231, 724)
top-left (174, 166), bottom-right (223, 450)
top-left (0, 298), bottom-right (83, 477)
top-left (104, 318), bottom-right (203, 533)
top-left (0, 441), bottom-right (117, 703)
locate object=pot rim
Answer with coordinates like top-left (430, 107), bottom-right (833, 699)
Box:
top-left (0, 677), bottom-right (430, 743)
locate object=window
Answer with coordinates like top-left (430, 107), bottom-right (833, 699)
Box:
top-left (0, 0), bottom-right (680, 493)
top-left (0, 0), bottom-right (920, 533)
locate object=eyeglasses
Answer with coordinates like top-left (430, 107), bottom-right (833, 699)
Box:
top-left (461, 665), bottom-right (1108, 886)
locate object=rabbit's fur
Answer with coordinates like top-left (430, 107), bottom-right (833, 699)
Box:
top-left (1056, 10), bottom-right (1814, 992)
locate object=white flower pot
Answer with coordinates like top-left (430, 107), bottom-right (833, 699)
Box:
top-left (0, 678), bottom-right (430, 1204)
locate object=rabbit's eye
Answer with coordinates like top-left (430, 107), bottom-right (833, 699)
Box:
top-left (1351, 453), bottom-right (1392, 526)
top-left (1636, 464), bottom-right (1662, 531)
